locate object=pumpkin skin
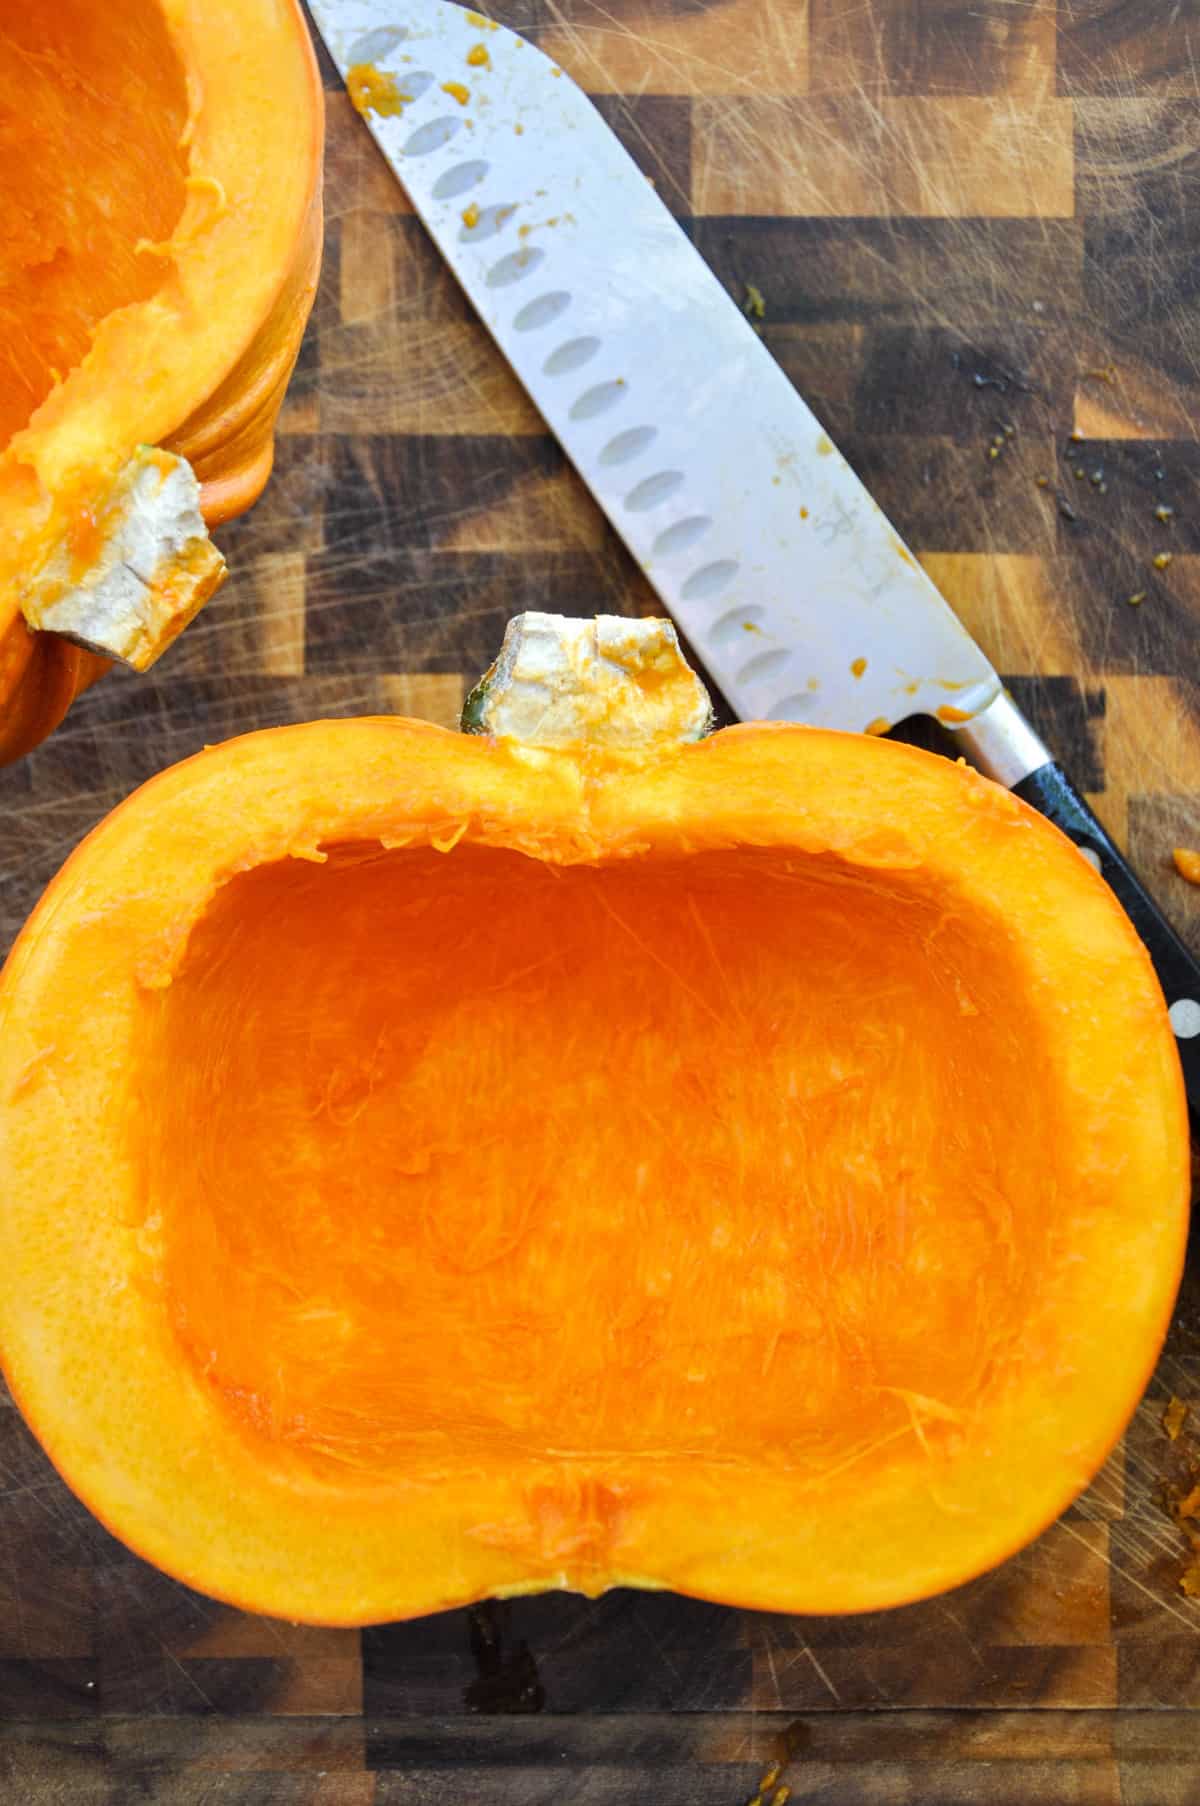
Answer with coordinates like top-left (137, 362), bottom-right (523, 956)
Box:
top-left (0, 636), bottom-right (1189, 1624)
top-left (0, 0), bottom-right (324, 764)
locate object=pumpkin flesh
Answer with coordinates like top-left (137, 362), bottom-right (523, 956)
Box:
top-left (0, 0), bottom-right (189, 448)
top-left (151, 842), bottom-right (1054, 1475)
top-left (0, 0), bottom-right (323, 761)
top-left (0, 720), bottom-right (1188, 1621)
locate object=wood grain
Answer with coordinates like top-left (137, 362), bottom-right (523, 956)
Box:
top-left (2, 0), bottom-right (1200, 1796)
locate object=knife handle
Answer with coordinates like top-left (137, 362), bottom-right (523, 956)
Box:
top-left (949, 693), bottom-right (1200, 1116)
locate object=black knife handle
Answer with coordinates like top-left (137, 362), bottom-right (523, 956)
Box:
top-left (1012, 762), bottom-right (1200, 1111)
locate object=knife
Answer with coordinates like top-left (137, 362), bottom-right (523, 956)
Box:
top-left (308, 0), bottom-right (1200, 1111)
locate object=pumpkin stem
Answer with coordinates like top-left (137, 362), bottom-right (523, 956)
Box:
top-left (19, 447), bottom-right (226, 672)
top-left (461, 612), bottom-right (713, 751)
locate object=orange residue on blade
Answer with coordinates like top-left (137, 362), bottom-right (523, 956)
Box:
top-left (799, 506), bottom-right (809, 520)
top-left (466, 9), bottom-right (499, 26)
top-left (816, 436), bottom-right (834, 457)
top-left (462, 202), bottom-right (481, 229)
top-left (442, 81), bottom-right (471, 105)
top-left (1174, 848), bottom-right (1200, 886)
top-left (937, 705), bottom-right (973, 724)
top-left (467, 42), bottom-right (491, 67)
top-left (850, 657), bottom-right (867, 679)
top-left (865, 717), bottom-right (889, 736)
top-left (346, 64), bottom-right (408, 117)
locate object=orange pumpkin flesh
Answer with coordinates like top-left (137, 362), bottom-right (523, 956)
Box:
top-left (0, 706), bottom-right (1188, 1624)
top-left (0, 0), bottom-right (323, 761)
top-left (0, 3), bottom-right (188, 447)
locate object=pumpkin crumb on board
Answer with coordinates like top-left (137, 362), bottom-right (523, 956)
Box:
top-left (745, 1775), bottom-right (789, 1806)
top-left (1154, 551), bottom-right (1174, 571)
top-left (1155, 504), bottom-right (1175, 523)
top-left (1165, 1397), bottom-right (1190, 1441)
top-left (346, 64), bottom-right (408, 117)
top-left (442, 80), bottom-right (471, 105)
top-left (743, 282), bottom-right (766, 320)
top-left (1126, 592), bottom-right (1147, 608)
top-left (851, 657), bottom-right (867, 678)
top-left (1174, 849), bottom-right (1200, 885)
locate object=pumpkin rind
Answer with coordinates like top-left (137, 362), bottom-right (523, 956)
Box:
top-left (0, 681), bottom-right (1188, 1624)
top-left (0, 0), bottom-right (324, 762)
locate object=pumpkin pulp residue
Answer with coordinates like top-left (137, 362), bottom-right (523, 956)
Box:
top-left (346, 63), bottom-right (408, 117)
top-left (144, 844), bottom-right (1054, 1490)
top-left (0, 0), bottom-right (190, 448)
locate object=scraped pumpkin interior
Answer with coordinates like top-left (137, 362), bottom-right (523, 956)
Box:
top-left (146, 840), bottom-right (1054, 1489)
top-left (0, 0), bottom-right (188, 448)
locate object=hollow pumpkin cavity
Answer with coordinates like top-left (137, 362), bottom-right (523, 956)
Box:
top-left (144, 840), bottom-right (1057, 1492)
top-left (0, 0), bottom-right (189, 448)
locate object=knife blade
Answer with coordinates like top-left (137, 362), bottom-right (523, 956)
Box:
top-left (308, 0), bottom-right (1200, 1109)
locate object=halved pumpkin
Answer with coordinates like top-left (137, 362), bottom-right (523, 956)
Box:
top-left (0, 0), bottom-right (324, 764)
top-left (0, 617), bottom-right (1188, 1623)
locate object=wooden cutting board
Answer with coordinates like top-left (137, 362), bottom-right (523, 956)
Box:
top-left (3, 1), bottom-right (1200, 1799)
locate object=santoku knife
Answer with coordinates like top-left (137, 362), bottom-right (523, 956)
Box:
top-left (309, 0), bottom-right (1200, 1110)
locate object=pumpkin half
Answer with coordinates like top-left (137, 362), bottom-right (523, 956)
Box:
top-left (0, 616), bottom-right (1188, 1624)
top-left (0, 0), bottom-right (324, 764)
